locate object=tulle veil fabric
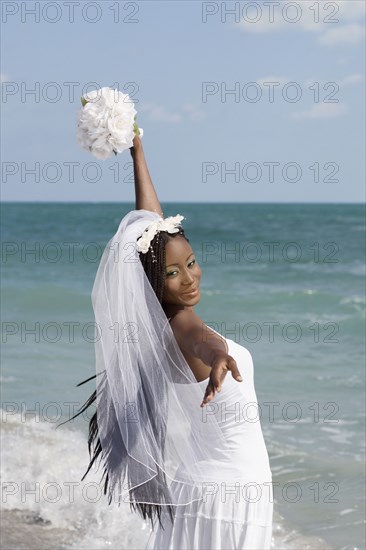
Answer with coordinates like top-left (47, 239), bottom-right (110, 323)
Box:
top-left (90, 209), bottom-right (226, 513)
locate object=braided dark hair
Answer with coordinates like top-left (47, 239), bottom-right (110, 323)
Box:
top-left (128, 228), bottom-right (191, 527)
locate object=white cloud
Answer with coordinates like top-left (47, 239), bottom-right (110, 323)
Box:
top-left (235, 0), bottom-right (365, 47)
top-left (182, 102), bottom-right (205, 121)
top-left (303, 74), bottom-right (363, 88)
top-left (235, 1), bottom-right (327, 34)
top-left (237, 17), bottom-right (285, 34)
top-left (338, 74), bottom-right (364, 87)
top-left (318, 23), bottom-right (365, 45)
top-left (292, 103), bottom-right (348, 120)
top-left (139, 102), bottom-right (205, 124)
top-left (337, 0), bottom-right (366, 22)
top-left (139, 102), bottom-right (182, 123)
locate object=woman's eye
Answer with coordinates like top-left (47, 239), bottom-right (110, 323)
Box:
top-left (166, 260), bottom-right (195, 277)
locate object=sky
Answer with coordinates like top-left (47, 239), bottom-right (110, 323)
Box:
top-left (1, 0), bottom-right (365, 203)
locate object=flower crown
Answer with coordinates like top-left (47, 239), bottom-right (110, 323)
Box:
top-left (136, 214), bottom-right (185, 256)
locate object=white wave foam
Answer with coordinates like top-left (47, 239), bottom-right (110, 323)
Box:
top-left (1, 411), bottom-right (152, 549)
top-left (0, 411), bottom-right (336, 550)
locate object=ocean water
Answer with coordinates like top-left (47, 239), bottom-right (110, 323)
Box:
top-left (1, 202), bottom-right (365, 550)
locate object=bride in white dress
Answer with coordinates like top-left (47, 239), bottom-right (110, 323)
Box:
top-left (146, 327), bottom-right (273, 550)
top-left (130, 136), bottom-right (274, 549)
top-left (67, 134), bottom-right (273, 550)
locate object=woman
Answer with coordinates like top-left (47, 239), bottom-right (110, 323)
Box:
top-left (66, 135), bottom-right (273, 550)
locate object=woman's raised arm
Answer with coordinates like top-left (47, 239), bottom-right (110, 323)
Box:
top-left (129, 135), bottom-right (163, 217)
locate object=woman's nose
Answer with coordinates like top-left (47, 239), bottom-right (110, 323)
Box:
top-left (182, 269), bottom-right (195, 285)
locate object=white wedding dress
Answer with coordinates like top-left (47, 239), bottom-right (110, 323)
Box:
top-left (145, 330), bottom-right (273, 550)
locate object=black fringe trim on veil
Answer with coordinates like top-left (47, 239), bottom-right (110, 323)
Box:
top-left (57, 367), bottom-right (175, 531)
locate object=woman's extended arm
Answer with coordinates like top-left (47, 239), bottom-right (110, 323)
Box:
top-left (130, 135), bottom-right (163, 217)
top-left (170, 309), bottom-right (243, 407)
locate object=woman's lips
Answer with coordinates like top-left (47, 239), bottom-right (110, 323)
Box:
top-left (182, 287), bottom-right (199, 297)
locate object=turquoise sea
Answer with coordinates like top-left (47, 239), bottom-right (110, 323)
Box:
top-left (1, 202), bottom-right (365, 549)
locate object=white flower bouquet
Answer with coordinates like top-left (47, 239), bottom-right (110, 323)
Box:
top-left (76, 87), bottom-right (143, 160)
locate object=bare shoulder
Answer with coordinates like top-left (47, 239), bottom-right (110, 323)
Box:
top-left (170, 309), bottom-right (203, 338)
top-left (169, 309), bottom-right (227, 356)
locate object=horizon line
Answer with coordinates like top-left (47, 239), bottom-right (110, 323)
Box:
top-left (1, 201), bottom-right (365, 205)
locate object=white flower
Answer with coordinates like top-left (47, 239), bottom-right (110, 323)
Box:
top-left (159, 215), bottom-right (184, 233)
top-left (136, 215), bottom-right (185, 253)
top-left (137, 235), bottom-right (152, 254)
top-left (76, 87), bottom-right (143, 160)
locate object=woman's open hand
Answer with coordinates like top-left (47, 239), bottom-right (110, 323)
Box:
top-left (200, 353), bottom-right (243, 408)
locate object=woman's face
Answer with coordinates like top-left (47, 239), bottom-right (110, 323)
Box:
top-left (162, 235), bottom-right (202, 307)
